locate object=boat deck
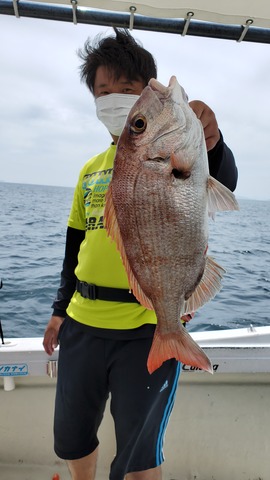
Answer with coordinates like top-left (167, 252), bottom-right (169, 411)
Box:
top-left (1, 373), bottom-right (270, 480)
top-left (1, 328), bottom-right (270, 479)
top-left (0, 464), bottom-right (70, 480)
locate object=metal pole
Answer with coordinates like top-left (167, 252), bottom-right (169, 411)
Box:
top-left (0, 0), bottom-right (270, 44)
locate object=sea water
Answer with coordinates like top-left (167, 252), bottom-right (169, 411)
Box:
top-left (0, 182), bottom-right (269, 338)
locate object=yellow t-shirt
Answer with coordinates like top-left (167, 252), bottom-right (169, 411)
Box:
top-left (66, 143), bottom-right (157, 329)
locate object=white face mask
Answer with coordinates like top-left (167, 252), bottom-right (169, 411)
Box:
top-left (95, 93), bottom-right (140, 137)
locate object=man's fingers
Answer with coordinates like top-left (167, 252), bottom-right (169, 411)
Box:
top-left (189, 100), bottom-right (220, 151)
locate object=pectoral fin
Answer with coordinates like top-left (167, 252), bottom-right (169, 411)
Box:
top-left (207, 176), bottom-right (239, 218)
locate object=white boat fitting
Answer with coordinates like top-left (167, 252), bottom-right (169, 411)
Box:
top-left (1, 325), bottom-right (270, 480)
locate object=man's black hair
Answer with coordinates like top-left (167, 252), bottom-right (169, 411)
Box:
top-left (78, 28), bottom-right (157, 94)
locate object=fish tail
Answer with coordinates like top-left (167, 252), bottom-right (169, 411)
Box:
top-left (147, 327), bottom-right (213, 374)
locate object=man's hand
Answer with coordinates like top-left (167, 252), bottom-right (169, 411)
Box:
top-left (181, 312), bottom-right (195, 323)
top-left (43, 315), bottom-right (64, 355)
top-left (189, 100), bottom-right (220, 151)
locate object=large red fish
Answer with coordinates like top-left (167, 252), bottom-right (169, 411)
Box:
top-left (104, 76), bottom-right (239, 374)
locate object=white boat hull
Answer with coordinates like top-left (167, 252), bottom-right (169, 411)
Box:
top-left (1, 326), bottom-right (270, 479)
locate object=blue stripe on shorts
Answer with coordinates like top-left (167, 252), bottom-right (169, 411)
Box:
top-left (155, 362), bottom-right (181, 465)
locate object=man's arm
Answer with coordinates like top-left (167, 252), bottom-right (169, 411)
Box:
top-left (190, 100), bottom-right (238, 192)
top-left (43, 226), bottom-right (85, 354)
top-left (208, 131), bottom-right (238, 191)
top-left (52, 226), bottom-right (85, 317)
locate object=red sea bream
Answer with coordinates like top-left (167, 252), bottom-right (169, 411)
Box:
top-left (104, 76), bottom-right (239, 374)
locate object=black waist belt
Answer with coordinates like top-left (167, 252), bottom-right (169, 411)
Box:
top-left (76, 279), bottom-right (140, 304)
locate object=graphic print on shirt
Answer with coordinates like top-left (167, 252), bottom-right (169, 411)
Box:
top-left (83, 168), bottom-right (113, 231)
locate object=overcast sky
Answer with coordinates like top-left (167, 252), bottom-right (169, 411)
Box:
top-left (0, 14), bottom-right (269, 200)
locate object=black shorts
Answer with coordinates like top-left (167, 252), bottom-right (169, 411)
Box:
top-left (54, 316), bottom-right (181, 479)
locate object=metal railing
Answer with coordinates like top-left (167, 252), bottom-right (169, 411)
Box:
top-left (1, 0), bottom-right (270, 44)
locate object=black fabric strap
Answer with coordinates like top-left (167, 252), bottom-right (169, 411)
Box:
top-left (76, 279), bottom-right (140, 304)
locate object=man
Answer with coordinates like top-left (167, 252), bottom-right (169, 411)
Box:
top-left (43, 28), bottom-right (238, 480)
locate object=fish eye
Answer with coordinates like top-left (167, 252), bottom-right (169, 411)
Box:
top-left (130, 115), bottom-right (147, 133)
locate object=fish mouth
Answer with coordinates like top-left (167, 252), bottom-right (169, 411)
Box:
top-left (148, 78), bottom-right (169, 95)
top-left (149, 76), bottom-right (177, 95)
top-left (149, 76), bottom-right (188, 103)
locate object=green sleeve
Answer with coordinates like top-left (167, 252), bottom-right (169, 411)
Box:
top-left (68, 169), bottom-right (86, 231)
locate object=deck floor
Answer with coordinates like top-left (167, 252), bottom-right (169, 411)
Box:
top-left (1, 374), bottom-right (270, 480)
top-left (1, 463), bottom-right (108, 480)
